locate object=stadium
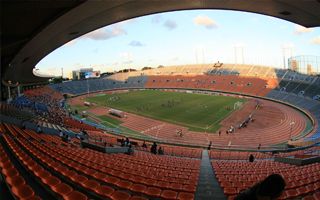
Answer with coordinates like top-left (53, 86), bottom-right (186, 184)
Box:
top-left (1, 1), bottom-right (320, 200)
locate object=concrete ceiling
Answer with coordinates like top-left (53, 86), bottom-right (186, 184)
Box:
top-left (1, 0), bottom-right (320, 85)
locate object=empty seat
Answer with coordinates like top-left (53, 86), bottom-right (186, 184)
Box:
top-left (96, 185), bottom-right (115, 198)
top-left (130, 183), bottom-right (147, 193)
top-left (144, 186), bottom-right (162, 198)
top-left (110, 190), bottom-right (131, 200)
top-left (11, 185), bottom-right (35, 199)
top-left (161, 190), bottom-right (178, 200)
top-left (42, 175), bottom-right (61, 189)
top-left (5, 175), bottom-right (25, 187)
top-left (80, 179), bottom-right (100, 191)
top-left (178, 192), bottom-right (194, 200)
top-left (129, 196), bottom-right (149, 200)
top-left (65, 191), bottom-right (88, 200)
top-left (51, 183), bottom-right (73, 197)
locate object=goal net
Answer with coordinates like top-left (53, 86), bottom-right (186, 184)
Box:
top-left (234, 101), bottom-right (244, 110)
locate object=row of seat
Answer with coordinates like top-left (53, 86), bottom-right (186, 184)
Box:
top-left (212, 160), bottom-right (320, 199)
top-left (0, 141), bottom-right (41, 200)
top-left (2, 131), bottom-right (89, 200)
top-left (4, 123), bottom-right (197, 199)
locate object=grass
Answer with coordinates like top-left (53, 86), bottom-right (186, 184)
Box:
top-left (86, 90), bottom-right (245, 133)
top-left (94, 114), bottom-right (152, 140)
top-left (97, 115), bottom-right (122, 128)
top-left (69, 105), bottom-right (90, 113)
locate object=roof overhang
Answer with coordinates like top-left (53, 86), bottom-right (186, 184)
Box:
top-left (2, 0), bottom-right (320, 84)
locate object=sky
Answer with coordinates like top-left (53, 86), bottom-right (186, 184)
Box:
top-left (35, 10), bottom-right (320, 78)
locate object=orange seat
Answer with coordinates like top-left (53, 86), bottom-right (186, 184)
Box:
top-left (35, 169), bottom-right (51, 180)
top-left (170, 183), bottom-right (183, 191)
top-left (42, 175), bottom-right (61, 188)
top-left (285, 189), bottom-right (298, 198)
top-left (182, 184), bottom-right (196, 193)
top-left (96, 185), bottom-right (115, 198)
top-left (51, 183), bottom-right (73, 197)
top-left (71, 174), bottom-right (88, 183)
top-left (144, 186), bottom-right (162, 198)
top-left (11, 184), bottom-right (35, 199)
top-left (6, 175), bottom-right (25, 187)
top-left (224, 187), bottom-right (237, 195)
top-left (105, 176), bottom-right (120, 185)
top-left (92, 172), bottom-right (108, 181)
top-left (297, 186), bottom-right (308, 196)
top-left (81, 179), bottom-right (99, 191)
top-left (110, 190), bottom-right (131, 200)
top-left (161, 190), bottom-right (178, 200)
top-left (314, 191), bottom-right (320, 200)
top-left (177, 192), bottom-right (194, 200)
top-left (65, 191), bottom-right (88, 200)
top-left (129, 196), bottom-right (149, 200)
top-left (2, 167), bottom-right (18, 177)
top-left (115, 180), bottom-right (133, 190)
top-left (130, 183), bottom-right (147, 193)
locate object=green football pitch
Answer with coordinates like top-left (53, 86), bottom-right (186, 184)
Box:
top-left (86, 90), bottom-right (246, 133)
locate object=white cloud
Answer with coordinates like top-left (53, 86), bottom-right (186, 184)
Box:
top-left (119, 52), bottom-right (134, 61)
top-left (152, 15), bottom-right (163, 24)
top-left (118, 18), bottom-right (137, 25)
top-left (311, 36), bottom-right (320, 45)
top-left (63, 40), bottom-right (77, 47)
top-left (164, 20), bottom-right (177, 30)
top-left (193, 15), bottom-right (217, 29)
top-left (234, 42), bottom-right (246, 48)
top-left (81, 25), bottom-right (127, 40)
top-left (171, 56), bottom-right (179, 61)
top-left (282, 42), bottom-right (294, 49)
top-left (294, 25), bottom-right (313, 34)
top-left (129, 40), bottom-right (144, 47)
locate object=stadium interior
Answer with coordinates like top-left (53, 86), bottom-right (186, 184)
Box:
top-left (1, 1), bottom-right (320, 200)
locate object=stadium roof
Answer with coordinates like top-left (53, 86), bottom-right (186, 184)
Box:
top-left (2, 0), bottom-right (320, 85)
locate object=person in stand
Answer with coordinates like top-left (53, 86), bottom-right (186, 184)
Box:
top-left (151, 142), bottom-right (157, 154)
top-left (142, 141), bottom-right (147, 149)
top-left (36, 125), bottom-right (42, 133)
top-left (249, 154), bottom-right (255, 162)
top-left (126, 144), bottom-right (133, 155)
top-left (125, 137), bottom-right (130, 146)
top-left (158, 147), bottom-right (164, 155)
top-left (235, 174), bottom-right (285, 200)
top-left (218, 130), bottom-right (221, 136)
top-left (120, 138), bottom-right (125, 147)
top-left (208, 141), bottom-right (212, 150)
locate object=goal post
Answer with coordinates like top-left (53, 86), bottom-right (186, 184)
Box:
top-left (234, 101), bottom-right (243, 110)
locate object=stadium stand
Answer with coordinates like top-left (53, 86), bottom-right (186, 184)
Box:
top-left (1, 64), bottom-right (319, 200)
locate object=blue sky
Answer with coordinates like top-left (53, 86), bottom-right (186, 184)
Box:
top-left (36, 10), bottom-right (320, 77)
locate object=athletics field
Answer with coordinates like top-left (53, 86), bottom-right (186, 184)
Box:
top-left (86, 90), bottom-right (245, 132)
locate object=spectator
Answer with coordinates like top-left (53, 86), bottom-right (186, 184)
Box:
top-left (66, 134), bottom-right (71, 142)
top-left (258, 143), bottom-right (261, 150)
top-left (249, 154), bottom-right (255, 162)
top-left (151, 142), bottom-right (157, 154)
top-left (125, 137), bottom-right (130, 146)
top-left (126, 144), bottom-right (133, 155)
top-left (208, 141), bottom-right (212, 150)
top-left (59, 130), bottom-right (63, 137)
top-left (36, 125), bottom-right (42, 133)
top-left (21, 121), bottom-right (26, 130)
top-left (235, 174), bottom-right (285, 200)
top-left (142, 141), bottom-right (147, 148)
top-left (120, 138), bottom-right (125, 147)
top-left (158, 147), bottom-right (164, 155)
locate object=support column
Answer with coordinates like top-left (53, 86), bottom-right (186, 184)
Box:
top-left (17, 85), bottom-right (21, 96)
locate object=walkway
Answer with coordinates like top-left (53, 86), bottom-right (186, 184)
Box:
top-left (195, 150), bottom-right (226, 200)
